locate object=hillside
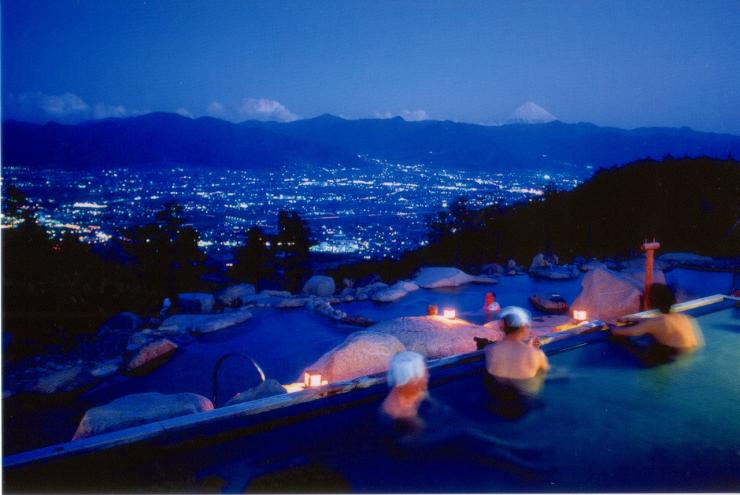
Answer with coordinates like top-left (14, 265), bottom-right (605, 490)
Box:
top-left (4, 112), bottom-right (740, 171)
top-left (329, 156), bottom-right (740, 283)
top-left (2, 113), bottom-right (359, 169)
top-left (242, 115), bottom-right (740, 171)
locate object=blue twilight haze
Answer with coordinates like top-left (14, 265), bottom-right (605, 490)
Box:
top-left (2, 0), bottom-right (740, 134)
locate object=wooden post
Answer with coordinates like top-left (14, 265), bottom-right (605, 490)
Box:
top-left (640, 239), bottom-right (661, 310)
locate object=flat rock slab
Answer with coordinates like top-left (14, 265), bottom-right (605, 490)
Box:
top-left (274, 297), bottom-right (309, 308)
top-left (529, 265), bottom-right (580, 280)
top-left (226, 379), bottom-right (287, 406)
top-left (31, 366), bottom-right (96, 395)
top-left (127, 339), bottom-right (178, 373)
top-left (160, 309), bottom-right (252, 335)
top-left (73, 392), bottom-right (213, 440)
top-left (414, 267), bottom-right (496, 289)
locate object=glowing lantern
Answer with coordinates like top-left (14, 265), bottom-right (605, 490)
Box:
top-left (573, 310), bottom-right (587, 321)
top-left (443, 308), bottom-right (457, 320)
top-left (303, 370), bottom-right (323, 388)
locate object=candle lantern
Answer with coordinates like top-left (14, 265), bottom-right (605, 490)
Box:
top-left (303, 370), bottom-right (323, 388)
top-left (443, 308), bottom-right (457, 320)
top-left (573, 310), bottom-right (587, 321)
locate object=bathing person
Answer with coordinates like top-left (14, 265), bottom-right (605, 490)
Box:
top-left (610, 283), bottom-right (703, 363)
top-left (378, 350), bottom-right (547, 476)
top-left (484, 292), bottom-right (501, 313)
top-left (483, 307), bottom-right (548, 417)
top-left (485, 307), bottom-right (549, 380)
top-left (611, 283), bottom-right (701, 349)
top-left (380, 351), bottom-right (429, 427)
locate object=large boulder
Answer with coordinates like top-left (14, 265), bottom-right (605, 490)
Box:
top-left (414, 267), bottom-right (496, 289)
top-left (302, 276), bottom-right (336, 297)
top-left (371, 285), bottom-right (408, 303)
top-left (94, 312), bottom-right (143, 356)
top-left (31, 366), bottom-right (96, 395)
top-left (215, 284), bottom-right (256, 307)
top-left (570, 267), bottom-right (645, 320)
top-left (356, 282), bottom-right (389, 300)
top-left (371, 281), bottom-right (417, 303)
top-left (225, 379), bottom-right (287, 406)
top-left (177, 293), bottom-right (215, 313)
top-left (308, 299), bottom-right (347, 321)
top-left (396, 280), bottom-right (420, 292)
top-left (159, 309), bottom-right (252, 335)
top-left (621, 269), bottom-right (667, 287)
top-left (529, 253), bottom-right (551, 271)
top-left (481, 263), bottom-right (505, 276)
top-left (371, 316), bottom-right (503, 359)
top-left (302, 331), bottom-right (405, 383)
top-left (580, 259), bottom-right (607, 272)
top-left (127, 339), bottom-right (178, 373)
top-left (73, 392), bottom-right (213, 440)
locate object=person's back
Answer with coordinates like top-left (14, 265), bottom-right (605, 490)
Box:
top-left (484, 307), bottom-right (549, 380)
top-left (612, 283), bottom-right (703, 352)
top-left (485, 339), bottom-right (548, 380)
top-left (631, 312), bottom-right (700, 349)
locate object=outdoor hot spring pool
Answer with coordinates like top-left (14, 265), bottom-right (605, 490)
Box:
top-left (3, 271), bottom-right (739, 492)
top-left (2, 268), bottom-right (734, 455)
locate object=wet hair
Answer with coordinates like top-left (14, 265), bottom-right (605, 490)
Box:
top-left (649, 283), bottom-right (676, 313)
top-left (499, 306), bottom-right (531, 334)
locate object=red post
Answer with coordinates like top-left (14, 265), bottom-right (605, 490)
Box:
top-left (640, 239), bottom-right (661, 310)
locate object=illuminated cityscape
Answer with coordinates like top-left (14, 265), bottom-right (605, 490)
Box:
top-left (3, 160), bottom-right (589, 258)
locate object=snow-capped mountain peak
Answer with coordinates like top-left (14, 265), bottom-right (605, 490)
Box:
top-left (510, 101), bottom-right (557, 124)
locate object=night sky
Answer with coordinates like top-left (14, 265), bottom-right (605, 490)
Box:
top-left (3, 0), bottom-right (739, 134)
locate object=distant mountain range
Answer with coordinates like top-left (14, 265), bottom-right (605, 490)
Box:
top-left (4, 112), bottom-right (740, 171)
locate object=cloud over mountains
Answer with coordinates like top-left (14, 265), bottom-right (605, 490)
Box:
top-left (5, 92), bottom-right (137, 123)
top-left (237, 98), bottom-right (298, 122)
top-left (4, 92), bottom-right (301, 124)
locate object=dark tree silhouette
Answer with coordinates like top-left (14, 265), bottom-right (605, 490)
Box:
top-left (120, 201), bottom-right (206, 298)
top-left (330, 157), bottom-right (740, 284)
top-left (2, 186), bottom-right (161, 359)
top-left (230, 225), bottom-right (274, 286)
top-left (2, 184), bottom-right (28, 220)
top-left (274, 210), bottom-right (313, 291)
